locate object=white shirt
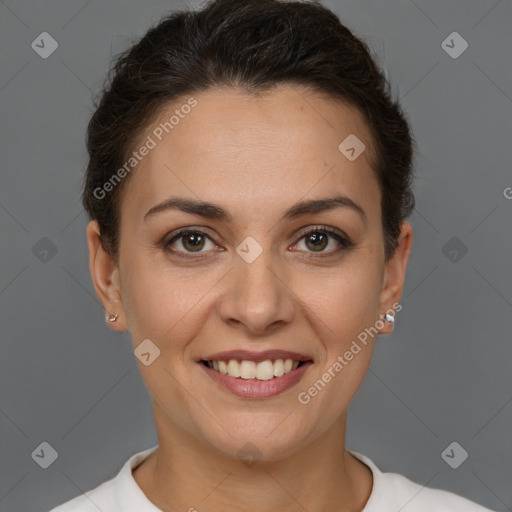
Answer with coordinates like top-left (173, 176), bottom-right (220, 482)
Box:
top-left (48, 444), bottom-right (495, 511)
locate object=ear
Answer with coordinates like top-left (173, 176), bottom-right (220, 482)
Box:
top-left (377, 221), bottom-right (413, 334)
top-left (86, 220), bottom-right (126, 332)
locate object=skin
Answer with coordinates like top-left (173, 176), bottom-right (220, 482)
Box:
top-left (87, 84), bottom-right (413, 512)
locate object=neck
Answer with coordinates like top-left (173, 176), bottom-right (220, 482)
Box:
top-left (132, 400), bottom-right (373, 512)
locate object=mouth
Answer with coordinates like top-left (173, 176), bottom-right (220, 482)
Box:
top-left (197, 350), bottom-right (314, 399)
top-left (200, 358), bottom-right (310, 380)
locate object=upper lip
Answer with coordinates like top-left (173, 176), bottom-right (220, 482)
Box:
top-left (200, 349), bottom-right (313, 363)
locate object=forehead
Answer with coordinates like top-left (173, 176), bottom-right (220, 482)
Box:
top-left (120, 85), bottom-right (381, 227)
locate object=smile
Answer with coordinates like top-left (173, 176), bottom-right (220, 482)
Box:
top-left (202, 358), bottom-right (304, 380)
top-left (199, 353), bottom-right (314, 399)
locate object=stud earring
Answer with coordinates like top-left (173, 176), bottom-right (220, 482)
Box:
top-left (105, 312), bottom-right (118, 323)
top-left (384, 313), bottom-right (395, 324)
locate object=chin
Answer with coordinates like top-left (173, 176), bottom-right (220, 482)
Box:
top-left (197, 414), bottom-right (312, 464)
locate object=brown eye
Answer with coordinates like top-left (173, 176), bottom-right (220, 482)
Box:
top-left (293, 226), bottom-right (354, 256)
top-left (180, 232), bottom-right (206, 252)
top-left (304, 231), bottom-right (329, 252)
top-left (165, 229), bottom-right (217, 254)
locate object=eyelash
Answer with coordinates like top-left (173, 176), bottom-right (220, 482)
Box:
top-left (162, 225), bottom-right (354, 260)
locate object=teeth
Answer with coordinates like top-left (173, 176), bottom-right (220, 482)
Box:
top-left (256, 360), bottom-right (274, 380)
top-left (273, 359), bottom-right (284, 377)
top-left (227, 359), bottom-right (241, 377)
top-left (240, 360), bottom-right (256, 379)
top-left (206, 358), bottom-right (304, 380)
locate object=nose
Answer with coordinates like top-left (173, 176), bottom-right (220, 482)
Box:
top-left (217, 248), bottom-right (295, 336)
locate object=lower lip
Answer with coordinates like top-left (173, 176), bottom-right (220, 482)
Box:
top-left (199, 361), bottom-right (313, 399)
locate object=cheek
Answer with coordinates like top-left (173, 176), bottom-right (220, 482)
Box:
top-left (293, 264), bottom-right (379, 425)
top-left (121, 255), bottom-right (218, 346)
top-left (293, 256), bottom-right (382, 344)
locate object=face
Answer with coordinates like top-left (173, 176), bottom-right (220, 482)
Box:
top-left (88, 84), bottom-right (412, 462)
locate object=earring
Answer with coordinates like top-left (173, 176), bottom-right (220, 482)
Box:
top-left (105, 312), bottom-right (118, 323)
top-left (384, 313), bottom-right (395, 324)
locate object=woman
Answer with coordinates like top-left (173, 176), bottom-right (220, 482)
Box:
top-left (49, 0), bottom-right (496, 510)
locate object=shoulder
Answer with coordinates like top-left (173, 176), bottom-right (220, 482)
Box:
top-left (47, 477), bottom-right (117, 512)
top-left (47, 445), bottom-right (160, 512)
top-left (349, 450), bottom-right (496, 512)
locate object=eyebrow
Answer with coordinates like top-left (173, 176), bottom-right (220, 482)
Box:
top-left (143, 195), bottom-right (367, 225)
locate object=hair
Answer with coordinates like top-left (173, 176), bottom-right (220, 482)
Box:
top-left (82, 0), bottom-right (415, 263)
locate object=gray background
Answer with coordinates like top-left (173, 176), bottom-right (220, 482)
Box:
top-left (0, 0), bottom-right (511, 511)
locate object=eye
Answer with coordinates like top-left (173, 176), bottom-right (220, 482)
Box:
top-left (291, 226), bottom-right (354, 257)
top-left (164, 228), bottom-right (219, 257)
top-left (162, 225), bottom-right (354, 259)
